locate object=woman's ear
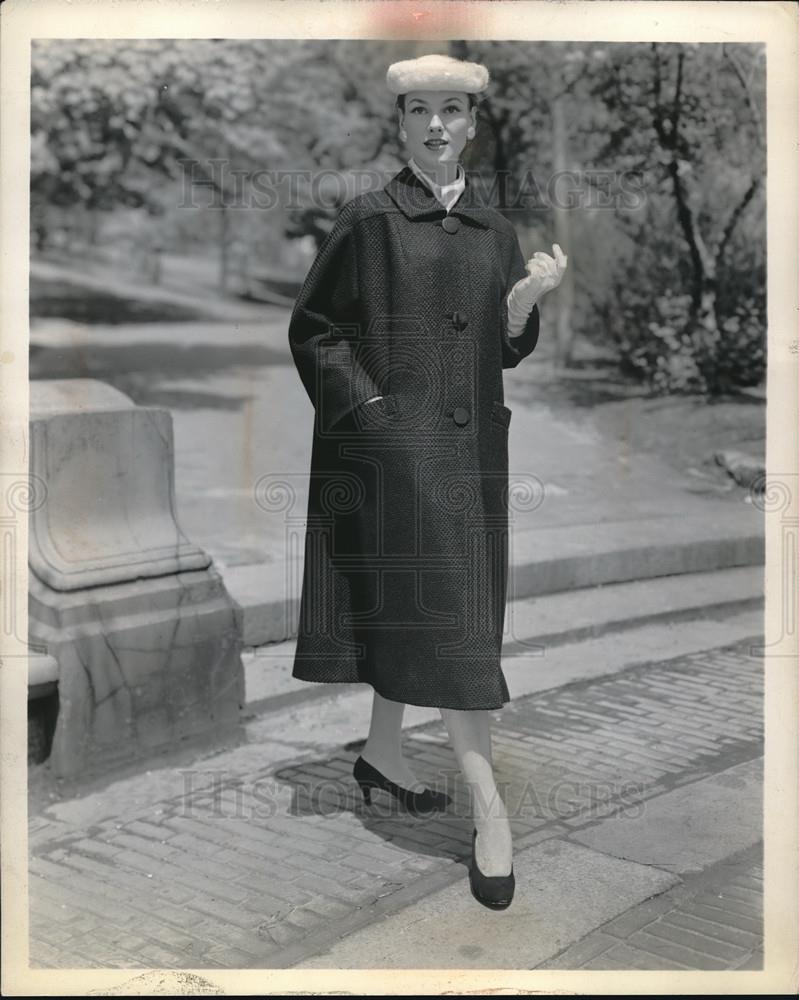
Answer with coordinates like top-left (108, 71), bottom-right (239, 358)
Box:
top-left (466, 105), bottom-right (477, 141)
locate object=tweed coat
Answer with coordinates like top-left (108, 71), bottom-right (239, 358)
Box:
top-left (288, 165), bottom-right (540, 710)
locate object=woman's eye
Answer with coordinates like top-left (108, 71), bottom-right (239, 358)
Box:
top-left (444, 105), bottom-right (460, 114)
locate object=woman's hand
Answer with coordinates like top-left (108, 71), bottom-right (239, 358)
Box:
top-left (506, 243), bottom-right (568, 336)
top-left (517, 243), bottom-right (568, 307)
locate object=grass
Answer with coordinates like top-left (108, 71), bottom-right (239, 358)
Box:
top-left (509, 349), bottom-right (765, 494)
top-left (589, 393), bottom-right (765, 486)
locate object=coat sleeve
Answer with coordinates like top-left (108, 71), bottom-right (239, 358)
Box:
top-left (499, 230), bottom-right (540, 370)
top-left (288, 209), bottom-right (379, 432)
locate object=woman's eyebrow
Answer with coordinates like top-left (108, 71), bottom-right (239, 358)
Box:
top-left (408, 95), bottom-right (464, 109)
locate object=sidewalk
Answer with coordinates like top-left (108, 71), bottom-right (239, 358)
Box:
top-left (30, 310), bottom-right (764, 576)
top-left (540, 845), bottom-right (763, 971)
top-left (28, 632), bottom-right (763, 971)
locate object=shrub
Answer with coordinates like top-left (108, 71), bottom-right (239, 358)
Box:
top-left (599, 237), bottom-right (765, 396)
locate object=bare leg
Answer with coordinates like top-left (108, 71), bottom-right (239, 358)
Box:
top-left (439, 708), bottom-right (512, 876)
top-left (361, 690), bottom-right (425, 790)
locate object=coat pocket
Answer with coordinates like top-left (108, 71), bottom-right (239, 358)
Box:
top-left (490, 400), bottom-right (512, 429)
top-left (354, 392), bottom-right (399, 431)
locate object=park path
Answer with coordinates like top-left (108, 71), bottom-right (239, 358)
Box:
top-left (29, 633), bottom-right (762, 971)
top-left (30, 308), bottom-right (757, 572)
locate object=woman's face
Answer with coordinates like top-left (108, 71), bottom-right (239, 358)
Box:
top-left (399, 90), bottom-right (475, 173)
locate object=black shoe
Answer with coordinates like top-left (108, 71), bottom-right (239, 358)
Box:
top-left (469, 827), bottom-right (515, 909)
top-left (353, 755), bottom-right (451, 815)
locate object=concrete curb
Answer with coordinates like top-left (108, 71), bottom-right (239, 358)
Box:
top-left (224, 512), bottom-right (764, 647)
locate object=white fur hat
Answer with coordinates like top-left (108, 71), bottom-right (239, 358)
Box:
top-left (386, 53), bottom-right (489, 96)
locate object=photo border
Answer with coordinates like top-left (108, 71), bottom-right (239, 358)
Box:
top-left (2, 1), bottom-right (797, 995)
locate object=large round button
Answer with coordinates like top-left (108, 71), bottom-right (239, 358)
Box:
top-left (442, 216), bottom-right (460, 233)
top-left (453, 406), bottom-right (470, 426)
top-left (451, 311), bottom-right (468, 330)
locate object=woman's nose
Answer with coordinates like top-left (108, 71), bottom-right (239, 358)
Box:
top-left (428, 115), bottom-right (444, 132)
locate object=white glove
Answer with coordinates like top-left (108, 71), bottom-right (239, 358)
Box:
top-left (507, 243), bottom-right (568, 336)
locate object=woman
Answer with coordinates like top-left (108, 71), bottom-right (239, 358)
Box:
top-left (288, 53), bottom-right (567, 909)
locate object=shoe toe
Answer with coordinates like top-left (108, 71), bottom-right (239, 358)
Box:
top-left (469, 828), bottom-right (515, 908)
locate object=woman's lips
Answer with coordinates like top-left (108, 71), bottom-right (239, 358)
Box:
top-left (424, 139), bottom-right (448, 149)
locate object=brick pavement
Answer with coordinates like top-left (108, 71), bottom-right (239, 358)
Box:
top-left (540, 844), bottom-right (763, 970)
top-left (28, 639), bottom-right (762, 970)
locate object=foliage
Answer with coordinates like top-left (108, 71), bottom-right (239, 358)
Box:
top-left (578, 42), bottom-right (766, 393)
top-left (31, 39), bottom-right (766, 394)
top-left (32, 40), bottom-right (287, 209)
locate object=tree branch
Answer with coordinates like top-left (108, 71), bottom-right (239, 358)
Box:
top-left (669, 160), bottom-right (714, 283)
top-left (722, 44), bottom-right (765, 149)
top-left (716, 174), bottom-right (761, 267)
top-left (651, 43), bottom-right (666, 145)
top-left (672, 49), bottom-right (684, 134)
top-left (651, 44), bottom-right (712, 305)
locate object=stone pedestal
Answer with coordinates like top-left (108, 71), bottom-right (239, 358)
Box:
top-left (29, 380), bottom-right (245, 779)
top-left (29, 380), bottom-right (211, 590)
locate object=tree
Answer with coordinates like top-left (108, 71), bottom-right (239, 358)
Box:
top-left (451, 40), bottom-right (615, 366)
top-left (587, 42), bottom-right (766, 392)
top-left (31, 39), bottom-right (766, 392)
top-left (31, 39), bottom-right (405, 270)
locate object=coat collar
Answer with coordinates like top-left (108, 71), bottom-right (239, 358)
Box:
top-left (384, 165), bottom-right (493, 228)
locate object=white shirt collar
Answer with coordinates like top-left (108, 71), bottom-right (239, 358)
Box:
top-left (407, 157), bottom-right (465, 214)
